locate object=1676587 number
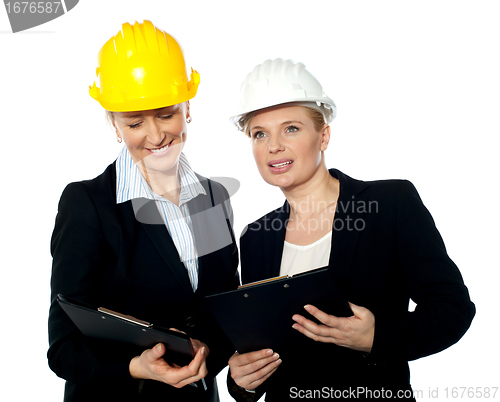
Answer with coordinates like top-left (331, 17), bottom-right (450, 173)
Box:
top-left (444, 387), bottom-right (498, 399)
top-left (5, 2), bottom-right (61, 14)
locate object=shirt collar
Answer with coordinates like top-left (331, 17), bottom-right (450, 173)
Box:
top-left (115, 146), bottom-right (206, 205)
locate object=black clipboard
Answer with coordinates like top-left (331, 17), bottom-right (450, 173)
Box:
top-left (57, 294), bottom-right (207, 390)
top-left (203, 267), bottom-right (352, 357)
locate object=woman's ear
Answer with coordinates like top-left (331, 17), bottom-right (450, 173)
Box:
top-left (320, 124), bottom-right (331, 152)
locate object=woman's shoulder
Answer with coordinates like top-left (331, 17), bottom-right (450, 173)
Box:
top-left (58, 162), bottom-right (116, 206)
top-left (331, 168), bottom-right (421, 201)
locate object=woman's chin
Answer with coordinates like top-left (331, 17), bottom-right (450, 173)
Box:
top-left (263, 175), bottom-right (294, 190)
top-left (142, 153), bottom-right (179, 174)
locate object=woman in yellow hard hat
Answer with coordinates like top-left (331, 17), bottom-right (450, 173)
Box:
top-left (225, 59), bottom-right (475, 401)
top-left (48, 20), bottom-right (238, 402)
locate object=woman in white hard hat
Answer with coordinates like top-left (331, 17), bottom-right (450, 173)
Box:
top-left (48, 21), bottom-right (238, 402)
top-left (226, 59), bottom-right (475, 401)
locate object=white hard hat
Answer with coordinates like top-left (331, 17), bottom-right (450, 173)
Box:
top-left (230, 58), bottom-right (336, 130)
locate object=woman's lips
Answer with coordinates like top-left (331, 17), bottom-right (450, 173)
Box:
top-left (268, 159), bottom-right (294, 173)
top-left (146, 140), bottom-right (173, 156)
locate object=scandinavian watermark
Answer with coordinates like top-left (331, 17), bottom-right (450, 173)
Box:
top-left (247, 196), bottom-right (379, 234)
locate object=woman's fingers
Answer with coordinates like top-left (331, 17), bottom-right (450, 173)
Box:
top-left (241, 355), bottom-right (281, 389)
top-left (191, 339), bottom-right (210, 357)
top-left (292, 319), bottom-right (337, 343)
top-left (169, 346), bottom-right (208, 388)
top-left (245, 361), bottom-right (281, 389)
top-left (292, 303), bottom-right (375, 352)
top-left (150, 343), bottom-right (166, 359)
top-left (229, 349), bottom-right (282, 390)
top-left (230, 349), bottom-right (274, 367)
top-left (129, 341), bottom-right (209, 387)
top-left (292, 313), bottom-right (340, 340)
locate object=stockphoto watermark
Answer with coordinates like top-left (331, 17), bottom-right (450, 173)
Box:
top-left (247, 197), bottom-right (379, 234)
top-left (289, 386), bottom-right (499, 399)
top-left (2, 0), bottom-right (79, 33)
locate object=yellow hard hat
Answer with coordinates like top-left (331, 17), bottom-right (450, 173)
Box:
top-left (89, 20), bottom-right (200, 112)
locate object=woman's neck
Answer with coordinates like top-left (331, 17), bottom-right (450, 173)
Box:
top-left (282, 167), bottom-right (339, 219)
top-left (137, 161), bottom-right (182, 206)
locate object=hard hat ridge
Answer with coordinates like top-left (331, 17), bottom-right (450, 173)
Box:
top-left (131, 21), bottom-right (149, 54)
top-left (89, 20), bottom-right (200, 112)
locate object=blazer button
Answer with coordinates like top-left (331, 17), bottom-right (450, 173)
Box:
top-left (186, 316), bottom-right (196, 328)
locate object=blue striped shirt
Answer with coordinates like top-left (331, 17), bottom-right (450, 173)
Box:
top-left (115, 146), bottom-right (206, 291)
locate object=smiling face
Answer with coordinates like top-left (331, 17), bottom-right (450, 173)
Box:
top-left (250, 105), bottom-right (330, 191)
top-left (112, 103), bottom-right (189, 175)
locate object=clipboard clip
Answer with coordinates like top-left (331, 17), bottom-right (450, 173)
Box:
top-left (97, 307), bottom-right (153, 328)
top-left (238, 275), bottom-right (288, 289)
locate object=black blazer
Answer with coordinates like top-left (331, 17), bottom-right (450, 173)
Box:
top-left (232, 169), bottom-right (475, 401)
top-left (48, 162), bottom-right (239, 402)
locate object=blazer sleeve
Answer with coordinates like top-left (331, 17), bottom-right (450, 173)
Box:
top-left (369, 180), bottom-right (475, 363)
top-left (47, 182), bottom-right (135, 388)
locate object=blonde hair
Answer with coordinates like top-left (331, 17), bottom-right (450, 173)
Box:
top-left (242, 106), bottom-right (326, 137)
top-left (105, 110), bottom-right (115, 126)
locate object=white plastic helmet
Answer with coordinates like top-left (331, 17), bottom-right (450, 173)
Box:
top-left (230, 58), bottom-right (336, 130)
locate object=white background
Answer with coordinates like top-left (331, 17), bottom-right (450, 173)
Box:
top-left (1, 1), bottom-right (499, 400)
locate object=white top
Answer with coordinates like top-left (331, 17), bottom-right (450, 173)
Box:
top-left (280, 231), bottom-right (332, 276)
top-left (115, 146), bottom-right (206, 291)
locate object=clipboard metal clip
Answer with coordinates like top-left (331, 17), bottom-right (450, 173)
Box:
top-left (97, 307), bottom-right (153, 329)
top-left (238, 275), bottom-right (288, 289)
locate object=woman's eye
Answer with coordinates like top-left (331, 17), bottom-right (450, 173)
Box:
top-left (253, 131), bottom-right (266, 139)
top-left (285, 125), bottom-right (299, 133)
top-left (160, 114), bottom-right (174, 120)
top-left (128, 122), bottom-right (142, 129)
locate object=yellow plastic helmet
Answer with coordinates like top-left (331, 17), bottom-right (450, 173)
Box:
top-left (89, 20), bottom-right (200, 112)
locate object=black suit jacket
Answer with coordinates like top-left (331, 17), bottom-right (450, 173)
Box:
top-left (48, 162), bottom-right (239, 402)
top-left (232, 169), bottom-right (475, 401)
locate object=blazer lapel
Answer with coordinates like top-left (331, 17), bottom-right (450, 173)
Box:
top-left (134, 199), bottom-right (195, 297)
top-left (266, 202), bottom-right (289, 278)
top-left (265, 169), bottom-right (369, 282)
top-left (108, 162), bottom-right (194, 296)
top-left (328, 169), bottom-right (369, 284)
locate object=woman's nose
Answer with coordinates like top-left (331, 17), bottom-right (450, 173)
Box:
top-left (268, 135), bottom-right (284, 153)
top-left (147, 120), bottom-right (165, 146)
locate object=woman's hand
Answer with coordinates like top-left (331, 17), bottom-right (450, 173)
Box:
top-left (228, 349), bottom-right (282, 390)
top-left (292, 303), bottom-right (375, 353)
top-left (129, 339), bottom-right (209, 388)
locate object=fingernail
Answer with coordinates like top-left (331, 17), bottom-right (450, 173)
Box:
top-left (304, 305), bottom-right (311, 312)
top-left (273, 353), bottom-right (280, 359)
top-left (156, 343), bottom-right (162, 352)
top-left (201, 347), bottom-right (205, 355)
top-left (266, 349), bottom-right (273, 356)
top-left (292, 324), bottom-right (298, 330)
